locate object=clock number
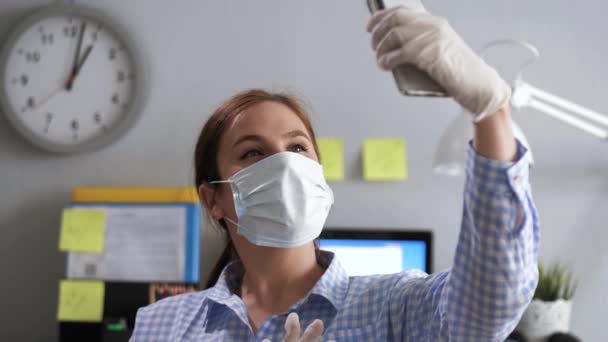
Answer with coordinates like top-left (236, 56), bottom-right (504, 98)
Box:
top-left (92, 25), bottom-right (102, 42)
top-left (41, 33), bottom-right (54, 45)
top-left (25, 51), bottom-right (40, 63)
top-left (43, 112), bottom-right (53, 134)
top-left (109, 47), bottom-right (117, 60)
top-left (93, 112), bottom-right (102, 124)
top-left (63, 25), bottom-right (78, 38)
top-left (111, 93), bottom-right (119, 104)
top-left (70, 119), bottom-right (79, 141)
top-left (21, 96), bottom-right (35, 113)
top-left (26, 96), bottom-right (35, 109)
top-left (117, 71), bottom-right (125, 83)
top-left (20, 74), bottom-right (28, 86)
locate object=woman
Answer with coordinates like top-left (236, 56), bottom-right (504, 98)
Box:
top-left (131, 5), bottom-right (539, 342)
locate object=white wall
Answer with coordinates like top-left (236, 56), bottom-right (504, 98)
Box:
top-left (0, 1), bottom-right (606, 340)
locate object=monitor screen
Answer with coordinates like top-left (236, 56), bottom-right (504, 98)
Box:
top-left (320, 229), bottom-right (432, 276)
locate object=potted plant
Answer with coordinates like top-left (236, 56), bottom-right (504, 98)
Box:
top-left (515, 262), bottom-right (577, 342)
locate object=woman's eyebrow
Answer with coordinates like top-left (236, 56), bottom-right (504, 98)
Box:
top-left (232, 134), bottom-right (263, 148)
top-left (232, 130), bottom-right (310, 148)
top-left (282, 130), bottom-right (310, 141)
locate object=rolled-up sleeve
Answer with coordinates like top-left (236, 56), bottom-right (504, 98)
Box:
top-left (389, 140), bottom-right (539, 341)
top-left (444, 140), bottom-right (539, 340)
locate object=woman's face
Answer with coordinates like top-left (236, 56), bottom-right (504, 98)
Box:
top-left (209, 100), bottom-right (318, 224)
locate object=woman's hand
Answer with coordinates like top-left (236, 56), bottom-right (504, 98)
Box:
top-left (367, 4), bottom-right (511, 122)
top-left (281, 312), bottom-right (327, 342)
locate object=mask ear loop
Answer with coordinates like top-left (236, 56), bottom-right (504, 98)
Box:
top-left (202, 179), bottom-right (231, 231)
top-left (210, 180), bottom-right (232, 185)
top-left (208, 179), bottom-right (242, 229)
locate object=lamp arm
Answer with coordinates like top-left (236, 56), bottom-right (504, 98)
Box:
top-left (525, 83), bottom-right (608, 127)
top-left (527, 99), bottom-right (608, 139)
top-left (512, 82), bottom-right (608, 140)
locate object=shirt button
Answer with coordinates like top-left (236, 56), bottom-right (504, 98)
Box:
top-left (512, 175), bottom-right (521, 185)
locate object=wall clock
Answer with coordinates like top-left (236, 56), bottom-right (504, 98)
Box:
top-left (0, 4), bottom-right (147, 153)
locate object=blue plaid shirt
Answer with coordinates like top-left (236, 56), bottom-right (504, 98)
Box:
top-left (131, 141), bottom-right (539, 341)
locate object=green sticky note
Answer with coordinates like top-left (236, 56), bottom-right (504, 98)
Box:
top-left (362, 138), bottom-right (408, 181)
top-left (59, 209), bottom-right (106, 253)
top-left (317, 138), bottom-right (345, 181)
top-left (57, 280), bottom-right (105, 322)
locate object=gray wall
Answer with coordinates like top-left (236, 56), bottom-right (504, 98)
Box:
top-left (1, 0), bottom-right (606, 340)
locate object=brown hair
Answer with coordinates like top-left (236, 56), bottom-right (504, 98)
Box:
top-left (194, 89), bottom-right (320, 289)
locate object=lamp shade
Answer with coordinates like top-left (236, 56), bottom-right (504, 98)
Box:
top-left (433, 111), bottom-right (533, 176)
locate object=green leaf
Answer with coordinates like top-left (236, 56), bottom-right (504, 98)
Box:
top-left (533, 261), bottom-right (577, 301)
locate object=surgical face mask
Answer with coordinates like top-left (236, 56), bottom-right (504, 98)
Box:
top-left (211, 152), bottom-right (334, 248)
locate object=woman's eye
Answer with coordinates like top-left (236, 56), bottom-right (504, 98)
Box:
top-left (289, 144), bottom-right (308, 153)
top-left (241, 149), bottom-right (262, 160)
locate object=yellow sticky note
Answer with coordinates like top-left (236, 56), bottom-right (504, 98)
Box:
top-left (59, 209), bottom-right (106, 253)
top-left (362, 138), bottom-right (408, 181)
top-left (57, 280), bottom-right (105, 322)
top-left (317, 138), bottom-right (345, 181)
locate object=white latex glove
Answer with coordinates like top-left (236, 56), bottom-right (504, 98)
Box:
top-left (281, 312), bottom-right (325, 342)
top-left (367, 4), bottom-right (511, 121)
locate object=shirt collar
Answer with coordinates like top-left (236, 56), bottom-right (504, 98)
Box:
top-left (204, 261), bottom-right (250, 330)
top-left (206, 250), bottom-right (349, 311)
top-left (206, 260), bottom-right (242, 303)
top-left (309, 250), bottom-right (349, 310)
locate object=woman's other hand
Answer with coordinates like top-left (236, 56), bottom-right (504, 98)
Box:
top-left (281, 312), bottom-right (327, 342)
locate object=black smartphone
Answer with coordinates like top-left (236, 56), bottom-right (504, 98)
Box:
top-left (367, 0), bottom-right (447, 97)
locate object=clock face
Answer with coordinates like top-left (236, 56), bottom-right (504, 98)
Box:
top-left (1, 7), bottom-right (142, 151)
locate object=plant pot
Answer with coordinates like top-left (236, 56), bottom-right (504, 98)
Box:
top-left (516, 299), bottom-right (573, 342)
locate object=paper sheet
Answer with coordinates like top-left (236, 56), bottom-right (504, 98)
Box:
top-left (59, 209), bottom-right (106, 253)
top-left (363, 138), bottom-right (408, 181)
top-left (317, 138), bottom-right (345, 181)
top-left (67, 206), bottom-right (186, 282)
top-left (57, 280), bottom-right (105, 322)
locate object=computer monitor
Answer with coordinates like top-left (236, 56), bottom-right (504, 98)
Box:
top-left (319, 229), bottom-right (433, 276)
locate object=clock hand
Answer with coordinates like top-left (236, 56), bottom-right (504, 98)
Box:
top-left (63, 45), bottom-right (93, 91)
top-left (65, 21), bottom-right (86, 91)
top-left (75, 45), bottom-right (93, 75)
top-left (34, 44), bottom-right (93, 111)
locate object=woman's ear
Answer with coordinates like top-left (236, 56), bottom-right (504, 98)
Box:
top-left (198, 183), bottom-right (225, 220)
